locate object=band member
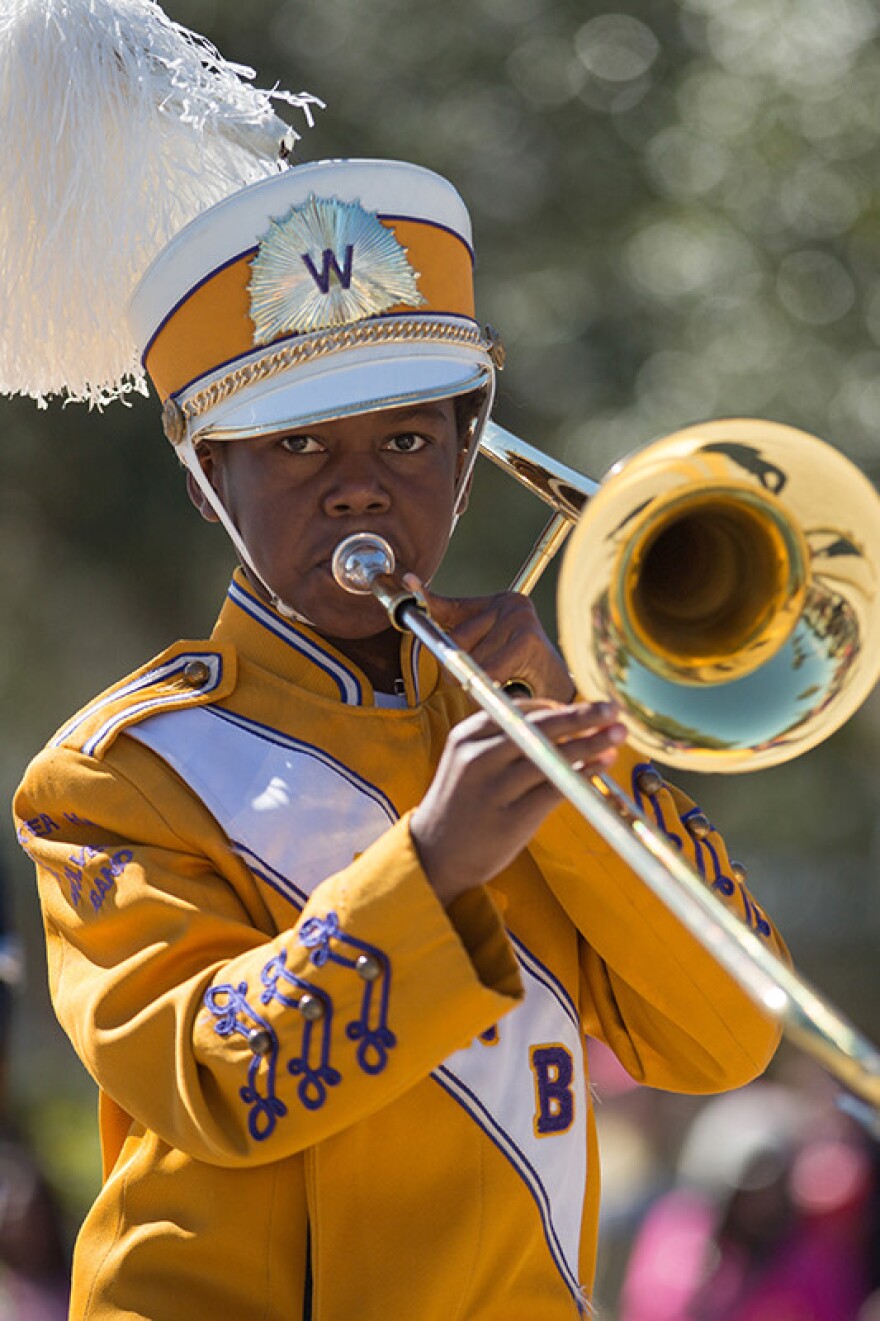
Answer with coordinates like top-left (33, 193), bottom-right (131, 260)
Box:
top-left (7, 6), bottom-right (785, 1317)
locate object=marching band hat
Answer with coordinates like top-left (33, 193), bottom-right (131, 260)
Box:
top-left (130, 158), bottom-right (499, 449)
top-left (0, 1), bottom-right (500, 605)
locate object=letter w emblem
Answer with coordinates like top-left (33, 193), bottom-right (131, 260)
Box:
top-left (301, 245), bottom-right (355, 293)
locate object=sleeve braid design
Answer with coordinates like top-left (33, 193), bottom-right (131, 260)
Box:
top-left (203, 911), bottom-right (395, 1140)
top-left (631, 763), bottom-right (772, 940)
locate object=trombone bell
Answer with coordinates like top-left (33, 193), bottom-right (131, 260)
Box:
top-left (557, 418), bottom-right (880, 772)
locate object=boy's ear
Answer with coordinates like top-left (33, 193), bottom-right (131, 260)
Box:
top-left (454, 440), bottom-right (474, 514)
top-left (455, 471), bottom-right (473, 515)
top-left (185, 443), bottom-right (222, 523)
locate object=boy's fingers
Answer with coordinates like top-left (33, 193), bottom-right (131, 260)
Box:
top-left (525, 701), bottom-right (623, 735)
top-left (457, 702), bottom-right (622, 742)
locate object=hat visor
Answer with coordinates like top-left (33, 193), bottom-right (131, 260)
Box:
top-left (184, 340), bottom-right (493, 442)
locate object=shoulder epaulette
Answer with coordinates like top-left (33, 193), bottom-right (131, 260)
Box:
top-left (50, 642), bottom-right (237, 760)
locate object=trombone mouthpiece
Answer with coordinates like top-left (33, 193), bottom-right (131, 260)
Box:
top-left (331, 534), bottom-right (396, 594)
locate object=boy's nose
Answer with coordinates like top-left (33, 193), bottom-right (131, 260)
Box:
top-left (322, 459), bottom-right (392, 517)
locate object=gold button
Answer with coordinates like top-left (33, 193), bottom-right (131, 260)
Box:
top-left (162, 397), bottom-right (186, 445)
top-left (635, 766), bottom-right (664, 797)
top-left (730, 860), bottom-right (748, 883)
top-left (299, 994), bottom-right (324, 1021)
top-left (686, 813), bottom-right (712, 840)
top-left (182, 659), bottom-right (211, 688)
top-left (355, 953), bottom-right (381, 982)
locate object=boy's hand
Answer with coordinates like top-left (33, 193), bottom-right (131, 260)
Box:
top-left (404, 579), bottom-right (576, 703)
top-left (410, 701), bottom-right (626, 906)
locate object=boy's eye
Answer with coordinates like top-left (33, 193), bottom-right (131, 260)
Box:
top-left (279, 434), bottom-right (322, 454)
top-left (385, 432), bottom-right (427, 453)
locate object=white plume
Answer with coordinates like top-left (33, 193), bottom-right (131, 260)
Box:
top-left (0, 0), bottom-right (323, 405)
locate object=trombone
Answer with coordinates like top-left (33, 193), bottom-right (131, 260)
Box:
top-left (332, 416), bottom-right (880, 1119)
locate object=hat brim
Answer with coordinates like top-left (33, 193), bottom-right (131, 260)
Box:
top-left (183, 338), bottom-right (493, 442)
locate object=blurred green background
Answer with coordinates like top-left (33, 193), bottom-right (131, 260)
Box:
top-left (2, 0), bottom-right (880, 1311)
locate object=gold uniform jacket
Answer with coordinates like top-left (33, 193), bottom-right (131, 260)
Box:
top-left (14, 572), bottom-right (785, 1320)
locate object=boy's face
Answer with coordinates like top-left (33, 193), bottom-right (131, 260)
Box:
top-left (193, 398), bottom-right (465, 638)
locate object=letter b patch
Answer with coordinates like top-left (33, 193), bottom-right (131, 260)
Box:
top-left (530, 1044), bottom-right (575, 1137)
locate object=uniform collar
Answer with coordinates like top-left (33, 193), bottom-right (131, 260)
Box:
top-left (212, 569), bottom-right (442, 707)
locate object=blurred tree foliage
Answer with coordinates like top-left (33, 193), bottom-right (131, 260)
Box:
top-left (3, 0), bottom-right (880, 1242)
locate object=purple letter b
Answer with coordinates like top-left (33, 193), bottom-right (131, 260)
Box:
top-left (531, 1045), bottom-right (575, 1136)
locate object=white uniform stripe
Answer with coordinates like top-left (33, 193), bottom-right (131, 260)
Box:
top-left (232, 842), bottom-right (309, 909)
top-left (205, 706), bottom-right (398, 821)
top-left (509, 932), bottom-right (581, 1035)
top-left (435, 942), bottom-right (589, 1310)
top-left (127, 705), bottom-right (396, 898)
top-left (433, 1065), bottom-right (588, 1311)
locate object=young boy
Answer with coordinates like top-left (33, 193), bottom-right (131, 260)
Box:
top-left (13, 156), bottom-right (785, 1319)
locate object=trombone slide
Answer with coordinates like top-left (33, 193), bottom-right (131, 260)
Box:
top-left (332, 530), bottom-right (880, 1115)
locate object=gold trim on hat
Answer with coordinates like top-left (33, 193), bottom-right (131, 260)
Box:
top-left (167, 317), bottom-right (491, 442)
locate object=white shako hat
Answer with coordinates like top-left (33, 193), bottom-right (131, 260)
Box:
top-left (129, 158), bottom-right (499, 452)
top-left (128, 156), bottom-right (500, 613)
